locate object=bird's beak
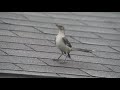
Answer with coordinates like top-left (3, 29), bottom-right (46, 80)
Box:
top-left (56, 24), bottom-right (60, 28)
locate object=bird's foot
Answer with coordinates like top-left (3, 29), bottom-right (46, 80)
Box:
top-left (59, 60), bottom-right (67, 64)
top-left (52, 59), bottom-right (60, 61)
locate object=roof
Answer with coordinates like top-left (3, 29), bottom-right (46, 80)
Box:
top-left (0, 12), bottom-right (120, 78)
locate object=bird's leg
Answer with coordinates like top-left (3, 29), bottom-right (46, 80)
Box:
top-left (63, 52), bottom-right (68, 63)
top-left (58, 52), bottom-right (63, 60)
top-left (59, 53), bottom-right (68, 64)
top-left (65, 54), bottom-right (68, 61)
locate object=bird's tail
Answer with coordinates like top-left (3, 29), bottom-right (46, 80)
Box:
top-left (71, 47), bottom-right (95, 53)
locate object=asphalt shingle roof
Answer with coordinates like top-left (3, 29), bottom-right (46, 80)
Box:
top-left (0, 12), bottom-right (120, 78)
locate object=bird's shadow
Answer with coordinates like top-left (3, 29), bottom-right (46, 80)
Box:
top-left (52, 59), bottom-right (68, 64)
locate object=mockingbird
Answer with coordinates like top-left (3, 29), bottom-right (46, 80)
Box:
top-left (55, 24), bottom-right (94, 61)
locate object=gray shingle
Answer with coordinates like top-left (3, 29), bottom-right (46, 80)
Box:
top-left (36, 27), bottom-right (58, 34)
top-left (0, 55), bottom-right (46, 65)
top-left (71, 42), bottom-right (117, 52)
top-left (81, 69), bottom-right (120, 78)
top-left (116, 28), bottom-right (120, 31)
top-left (11, 12), bottom-right (48, 17)
top-left (70, 14), bottom-right (120, 23)
top-left (0, 36), bottom-right (54, 46)
top-left (0, 20), bottom-right (3, 23)
top-left (0, 29), bottom-right (17, 36)
top-left (40, 12), bottom-right (87, 21)
top-left (12, 31), bottom-right (55, 40)
top-left (111, 46), bottom-right (120, 52)
top-left (25, 15), bottom-right (84, 25)
top-left (45, 12), bottom-right (120, 25)
top-left (39, 58), bottom-right (111, 71)
top-left (82, 20), bottom-right (120, 28)
top-left (72, 12), bottom-right (120, 18)
top-left (1, 18), bottom-right (56, 28)
top-left (71, 50), bottom-right (94, 57)
top-left (104, 65), bottom-right (120, 73)
top-left (42, 12), bottom-right (102, 22)
top-left (27, 44), bottom-right (59, 53)
top-left (0, 62), bottom-right (22, 70)
top-left (0, 12), bottom-right (27, 20)
top-left (1, 49), bottom-right (60, 59)
top-left (65, 30), bottom-right (99, 38)
top-left (0, 70), bottom-right (60, 77)
top-left (0, 50), bottom-right (7, 55)
top-left (71, 55), bottom-right (120, 66)
top-left (0, 42), bottom-right (32, 50)
top-left (58, 73), bottom-right (97, 78)
top-left (93, 51), bottom-right (120, 60)
top-left (95, 33), bottom-right (120, 41)
top-left (74, 37), bottom-right (120, 47)
top-left (43, 14), bottom-right (119, 28)
top-left (0, 23), bottom-right (40, 33)
top-left (64, 25), bottom-right (120, 34)
top-left (16, 64), bottom-right (90, 76)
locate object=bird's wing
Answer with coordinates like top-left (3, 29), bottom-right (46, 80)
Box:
top-left (62, 37), bottom-right (72, 48)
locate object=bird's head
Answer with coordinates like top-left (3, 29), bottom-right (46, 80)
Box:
top-left (56, 24), bottom-right (65, 31)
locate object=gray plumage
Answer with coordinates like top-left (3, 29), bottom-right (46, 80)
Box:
top-left (62, 37), bottom-right (72, 48)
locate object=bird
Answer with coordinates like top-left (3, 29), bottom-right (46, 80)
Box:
top-left (55, 24), bottom-right (94, 61)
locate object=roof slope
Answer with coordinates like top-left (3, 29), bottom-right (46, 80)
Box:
top-left (0, 12), bottom-right (120, 78)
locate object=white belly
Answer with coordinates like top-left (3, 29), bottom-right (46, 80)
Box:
top-left (56, 35), bottom-right (71, 53)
